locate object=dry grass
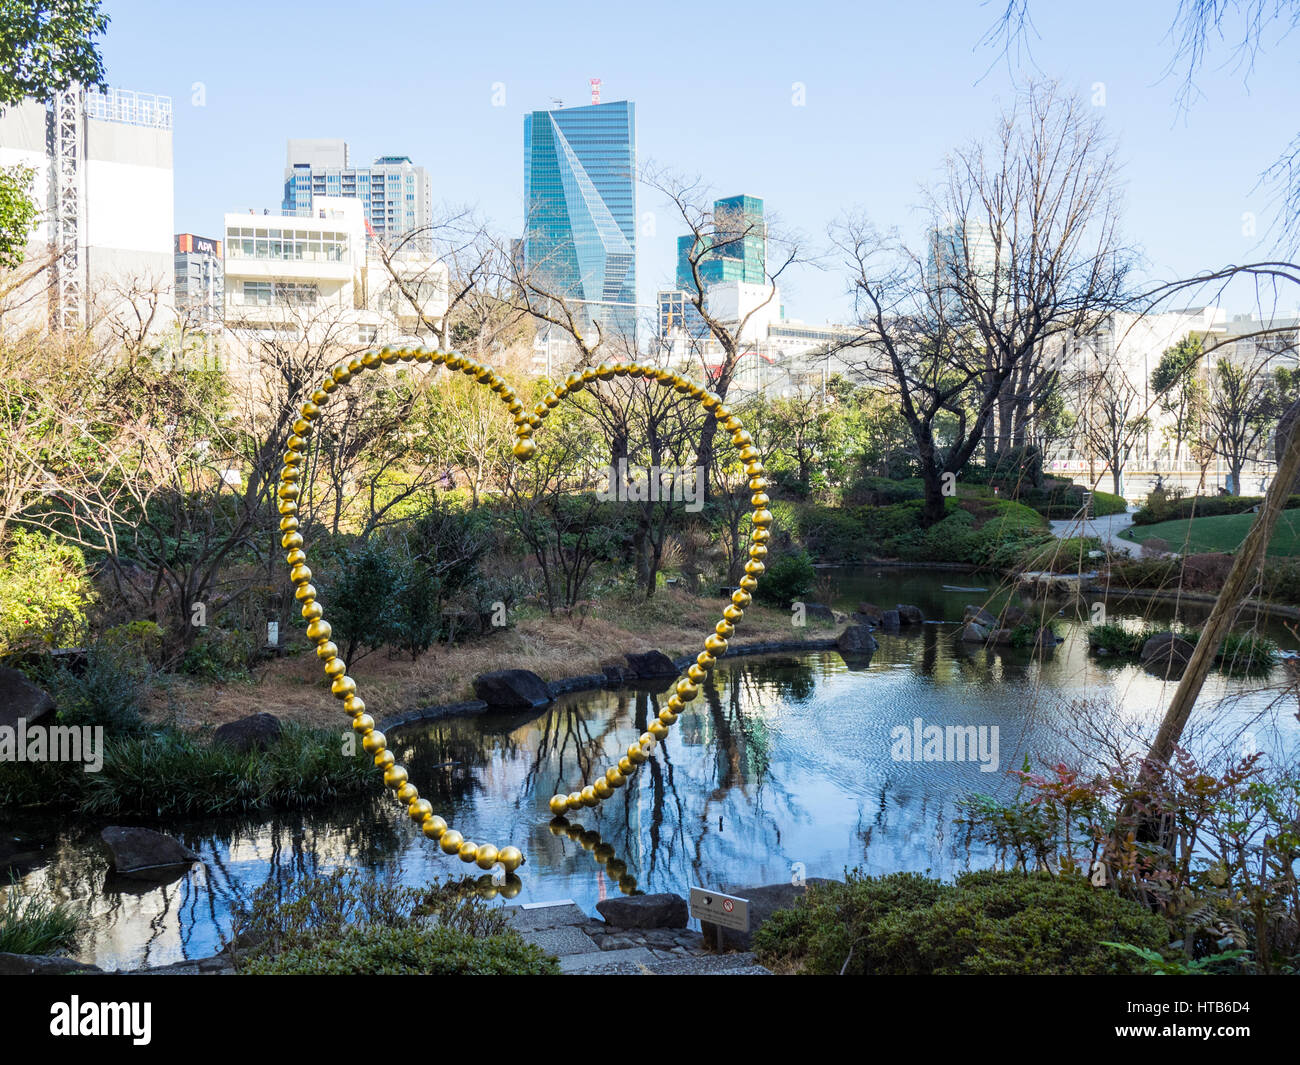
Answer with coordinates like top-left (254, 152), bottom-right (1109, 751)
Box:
top-left (145, 588), bottom-right (841, 730)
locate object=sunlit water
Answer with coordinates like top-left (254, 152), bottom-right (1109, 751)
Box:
top-left (4, 569), bottom-right (1297, 969)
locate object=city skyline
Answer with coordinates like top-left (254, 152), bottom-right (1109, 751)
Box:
top-left (56, 1), bottom-right (1300, 327)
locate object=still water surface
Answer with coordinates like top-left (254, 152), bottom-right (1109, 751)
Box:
top-left (5, 569), bottom-right (1297, 969)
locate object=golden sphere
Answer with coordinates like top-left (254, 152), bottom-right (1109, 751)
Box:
top-left (705, 634), bottom-right (728, 654)
top-left (606, 858), bottom-right (627, 879)
top-left (752, 527), bottom-right (770, 543)
top-left (627, 744), bottom-right (648, 765)
top-left (723, 604), bottom-right (744, 622)
top-left (290, 563), bottom-right (312, 584)
top-left (500, 876), bottom-right (523, 899)
top-left (362, 730), bottom-right (386, 753)
top-left (549, 794), bottom-right (570, 815)
top-left (513, 437), bottom-right (537, 460)
top-left (351, 714), bottom-right (375, 735)
top-left (744, 560), bottom-right (766, 577)
top-left (373, 750), bottom-right (395, 770)
top-left (332, 366), bottom-right (351, 384)
top-left (639, 732), bottom-right (657, 749)
top-left (580, 785), bottom-right (598, 807)
top-left (647, 720), bottom-right (669, 739)
top-left (723, 417), bottom-right (744, 433)
top-left (594, 842), bottom-right (615, 863)
top-left (475, 844), bottom-right (499, 870)
top-left (568, 791), bottom-right (583, 809)
top-left (458, 841), bottom-right (479, 863)
top-left (658, 709), bottom-right (678, 726)
top-left (594, 779), bottom-right (613, 799)
top-left (409, 799), bottom-right (432, 822)
top-left (306, 619), bottom-right (332, 642)
top-left (749, 544), bottom-right (768, 560)
top-left (731, 590), bottom-right (752, 607)
top-left (294, 583), bottom-right (316, 603)
top-left (605, 767), bottom-right (626, 788)
top-left (675, 679), bottom-right (699, 701)
top-left (439, 830), bottom-right (464, 855)
top-left (739, 575), bottom-right (759, 592)
top-left (331, 675), bottom-right (357, 698)
top-left (343, 694), bottom-right (365, 716)
top-left (281, 531), bottom-right (304, 550)
top-left (396, 782), bottom-right (418, 803)
top-left (695, 651), bottom-right (715, 670)
top-left (316, 640), bottom-right (339, 660)
top-left (715, 620), bottom-right (735, 638)
top-left (301, 600), bottom-right (323, 621)
top-left (750, 492), bottom-right (771, 508)
top-left (618, 756), bottom-right (634, 774)
top-left (565, 821), bottom-right (584, 841)
top-left (580, 829), bottom-right (600, 850)
top-left (497, 846), bottom-right (524, 873)
top-left (731, 430), bottom-right (754, 447)
top-left (744, 461), bottom-right (765, 478)
top-left (687, 664), bottom-right (708, 682)
top-left (751, 508), bottom-right (774, 528)
top-left (738, 445), bottom-right (760, 462)
top-left (422, 815), bottom-right (448, 840)
top-left (323, 656), bottom-right (346, 678)
top-left (749, 475), bottom-right (769, 491)
top-left (286, 548), bottom-right (307, 566)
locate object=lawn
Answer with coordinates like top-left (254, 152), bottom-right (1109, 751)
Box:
top-left (1119, 508), bottom-right (1300, 558)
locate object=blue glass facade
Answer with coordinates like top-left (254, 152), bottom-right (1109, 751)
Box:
top-left (524, 101), bottom-right (637, 341)
top-left (675, 194), bottom-right (766, 291)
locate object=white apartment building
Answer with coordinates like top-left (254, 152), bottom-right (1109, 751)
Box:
top-left (222, 197), bottom-right (447, 366)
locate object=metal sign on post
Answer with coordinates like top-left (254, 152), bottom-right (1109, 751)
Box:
top-left (689, 886), bottom-right (750, 932)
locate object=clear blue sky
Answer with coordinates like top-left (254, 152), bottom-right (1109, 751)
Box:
top-left (101, 0), bottom-right (1297, 325)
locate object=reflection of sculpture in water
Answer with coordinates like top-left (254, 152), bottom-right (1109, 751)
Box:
top-left (548, 817), bottom-right (641, 896)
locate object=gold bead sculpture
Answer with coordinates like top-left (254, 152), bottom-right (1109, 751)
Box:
top-left (276, 348), bottom-right (773, 867)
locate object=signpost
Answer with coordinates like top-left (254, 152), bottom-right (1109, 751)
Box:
top-left (690, 886), bottom-right (750, 948)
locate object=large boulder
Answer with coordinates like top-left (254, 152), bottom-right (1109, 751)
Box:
top-left (964, 605), bottom-right (998, 629)
top-left (623, 650), bottom-right (678, 678)
top-left (0, 953), bottom-right (101, 975)
top-left (895, 604), bottom-right (925, 625)
top-left (708, 879), bottom-right (838, 951)
top-left (878, 609), bottom-right (901, 633)
top-left (961, 621), bottom-right (990, 643)
top-left (1001, 605), bottom-right (1028, 628)
top-left (855, 603), bottom-right (884, 624)
top-left (0, 666), bottom-right (55, 731)
top-left (802, 603), bottom-right (836, 624)
top-left (101, 827), bottom-right (201, 882)
top-left (1278, 398), bottom-right (1300, 493)
top-left (596, 893), bottom-right (687, 929)
top-left (472, 668), bottom-right (552, 709)
top-left (1140, 632), bottom-right (1197, 678)
top-left (837, 625), bottom-right (879, 656)
top-left (599, 662), bottom-right (629, 685)
top-left (211, 712), bottom-right (282, 753)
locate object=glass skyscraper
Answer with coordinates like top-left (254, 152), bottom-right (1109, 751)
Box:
top-left (675, 194), bottom-right (766, 291)
top-left (523, 100), bottom-right (636, 341)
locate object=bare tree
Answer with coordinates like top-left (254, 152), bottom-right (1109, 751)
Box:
top-left (1080, 357), bottom-right (1149, 495)
top-left (832, 82), bottom-right (1132, 524)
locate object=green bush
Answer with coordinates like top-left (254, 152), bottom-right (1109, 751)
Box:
top-left (231, 869), bottom-right (557, 976)
top-left (1087, 623), bottom-right (1152, 656)
top-left (44, 640), bottom-right (147, 736)
top-left (792, 504), bottom-right (868, 562)
top-left (238, 924), bottom-right (558, 975)
top-left (1215, 632), bottom-right (1277, 675)
top-left (180, 625), bottom-right (261, 680)
top-left (754, 870), bottom-right (1167, 975)
top-left (755, 548), bottom-right (816, 606)
top-left (1132, 493), bottom-right (1300, 527)
top-left (0, 723), bottom-right (372, 815)
top-left (0, 528), bottom-right (94, 656)
top-left (1017, 536), bottom-right (1103, 572)
top-left (0, 879), bottom-right (80, 955)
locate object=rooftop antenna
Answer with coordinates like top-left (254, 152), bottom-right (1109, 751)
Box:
top-left (551, 97), bottom-right (564, 109)
top-left (589, 78), bottom-right (601, 104)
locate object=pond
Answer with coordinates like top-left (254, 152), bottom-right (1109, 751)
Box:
top-left (4, 567), bottom-right (1297, 970)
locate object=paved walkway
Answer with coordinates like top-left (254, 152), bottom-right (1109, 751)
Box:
top-left (504, 901), bottom-right (772, 975)
top-left (1049, 510), bottom-right (1139, 557)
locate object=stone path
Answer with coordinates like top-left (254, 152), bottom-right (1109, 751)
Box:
top-left (1049, 510), bottom-right (1138, 557)
top-left (504, 900), bottom-right (771, 975)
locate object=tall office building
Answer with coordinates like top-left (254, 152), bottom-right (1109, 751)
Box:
top-left (523, 100), bottom-right (636, 341)
top-left (174, 233), bottom-right (224, 329)
top-left (675, 194), bottom-right (766, 290)
top-left (282, 139), bottom-right (432, 244)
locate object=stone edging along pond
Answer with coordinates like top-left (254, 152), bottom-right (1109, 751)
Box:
top-left (378, 635), bottom-right (843, 733)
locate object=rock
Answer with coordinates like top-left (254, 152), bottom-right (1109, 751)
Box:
top-left (623, 650), bottom-right (678, 678)
top-left (546, 674), bottom-right (605, 697)
top-left (0, 953), bottom-right (101, 975)
top-left (600, 662), bottom-right (629, 685)
top-left (1001, 605), bottom-right (1028, 628)
top-left (990, 628), bottom-right (1014, 645)
top-left (596, 893), bottom-right (688, 929)
top-left (895, 604), bottom-right (925, 625)
top-left (879, 609), bottom-right (900, 632)
top-left (836, 625), bottom-right (879, 656)
top-left (802, 603), bottom-right (836, 624)
top-left (856, 603), bottom-right (884, 623)
top-left (211, 712), bottom-right (282, 753)
top-left (1035, 627), bottom-right (1059, 649)
top-left (472, 668), bottom-right (553, 708)
top-left (1140, 632), bottom-right (1196, 678)
top-left (961, 621), bottom-right (990, 643)
top-left (0, 666), bottom-right (55, 731)
top-left (101, 826), bottom-right (201, 881)
top-left (964, 605), bottom-right (998, 628)
top-left (709, 879), bottom-right (838, 951)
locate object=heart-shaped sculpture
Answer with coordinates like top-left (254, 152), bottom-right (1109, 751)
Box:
top-left (275, 345), bottom-right (773, 874)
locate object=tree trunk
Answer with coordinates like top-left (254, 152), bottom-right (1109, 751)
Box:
top-left (1111, 468), bottom-right (1122, 495)
top-left (1147, 416), bottom-right (1300, 765)
top-left (922, 470), bottom-right (947, 525)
